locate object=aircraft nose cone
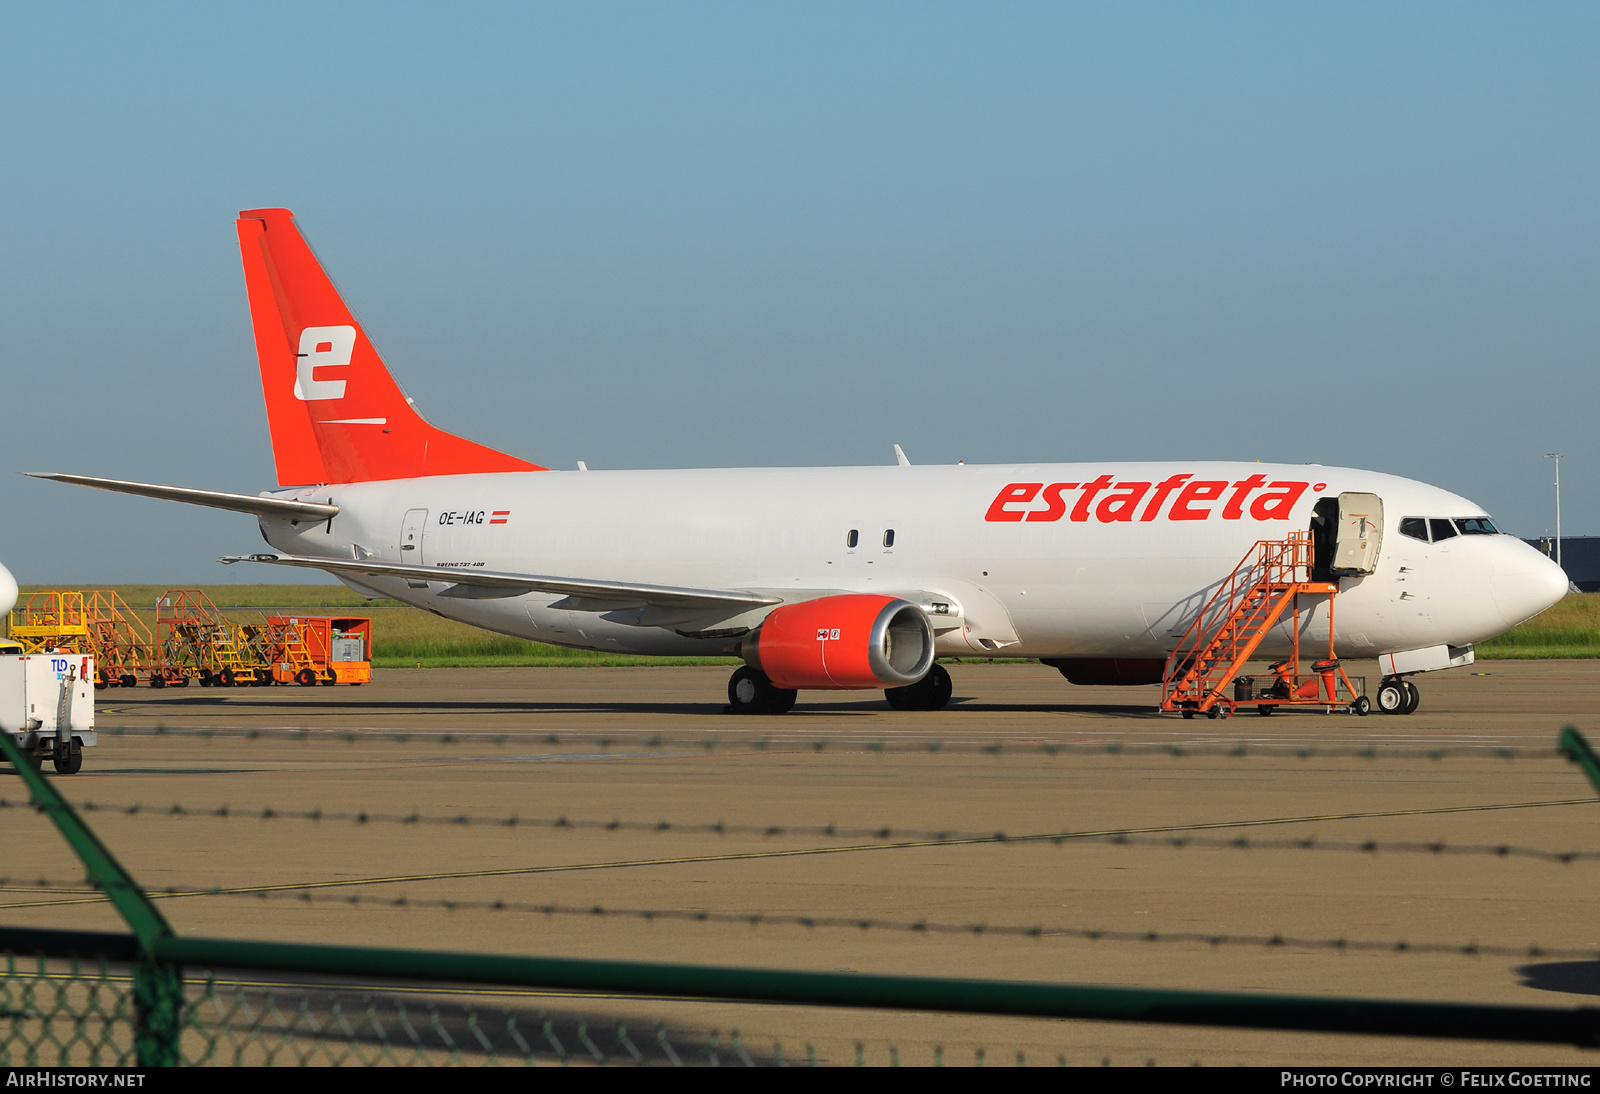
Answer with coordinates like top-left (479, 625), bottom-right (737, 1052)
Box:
top-left (1490, 539), bottom-right (1569, 629)
top-left (0, 561), bottom-right (15, 618)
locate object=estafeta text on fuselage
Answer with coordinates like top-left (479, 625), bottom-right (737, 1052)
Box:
top-left (985, 474), bottom-right (1320, 524)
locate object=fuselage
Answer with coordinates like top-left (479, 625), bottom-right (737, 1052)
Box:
top-left (257, 461), bottom-right (1568, 662)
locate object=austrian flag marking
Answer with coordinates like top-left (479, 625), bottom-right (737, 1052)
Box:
top-left (984, 474), bottom-right (1313, 524)
top-left (489, 511), bottom-right (510, 525)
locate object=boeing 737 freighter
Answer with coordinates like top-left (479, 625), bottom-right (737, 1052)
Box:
top-left (29, 209), bottom-right (1569, 715)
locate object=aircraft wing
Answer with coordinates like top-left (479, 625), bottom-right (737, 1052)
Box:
top-left (26, 473), bottom-right (340, 521)
top-left (220, 552), bottom-right (784, 612)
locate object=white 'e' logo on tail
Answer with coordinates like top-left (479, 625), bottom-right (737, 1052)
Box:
top-left (293, 325), bottom-right (356, 401)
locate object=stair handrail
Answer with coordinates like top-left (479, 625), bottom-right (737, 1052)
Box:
top-left (1162, 533), bottom-right (1314, 702)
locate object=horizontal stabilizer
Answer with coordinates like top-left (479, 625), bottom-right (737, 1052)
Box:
top-left (27, 473), bottom-right (340, 521)
top-left (220, 553), bottom-right (783, 612)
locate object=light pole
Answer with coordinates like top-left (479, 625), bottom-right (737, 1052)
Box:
top-left (1546, 453), bottom-right (1563, 570)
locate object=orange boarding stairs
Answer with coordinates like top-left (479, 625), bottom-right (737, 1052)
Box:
top-left (1160, 532), bottom-right (1351, 718)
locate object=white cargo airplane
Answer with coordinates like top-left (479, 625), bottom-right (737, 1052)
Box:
top-left (30, 209), bottom-right (1568, 715)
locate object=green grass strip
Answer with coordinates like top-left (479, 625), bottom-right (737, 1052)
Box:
top-left (21, 585), bottom-right (1600, 663)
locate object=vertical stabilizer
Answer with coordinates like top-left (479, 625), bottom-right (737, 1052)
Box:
top-left (236, 209), bottom-right (544, 485)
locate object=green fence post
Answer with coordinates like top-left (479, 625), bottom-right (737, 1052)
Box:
top-left (133, 959), bottom-right (184, 1066)
top-left (0, 732), bottom-right (183, 1065)
top-left (1558, 726), bottom-right (1600, 795)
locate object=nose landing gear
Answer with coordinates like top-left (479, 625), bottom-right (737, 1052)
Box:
top-left (1376, 676), bottom-right (1420, 715)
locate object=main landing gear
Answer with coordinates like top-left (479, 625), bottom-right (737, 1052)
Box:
top-left (885, 664), bottom-right (954, 711)
top-left (1375, 676), bottom-right (1420, 715)
top-left (727, 667), bottom-right (798, 714)
top-left (724, 664), bottom-right (956, 714)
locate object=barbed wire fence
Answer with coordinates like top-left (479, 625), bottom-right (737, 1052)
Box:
top-left (4, 726), bottom-right (1600, 1065)
top-left (86, 720), bottom-right (1565, 758)
top-left (10, 879), bottom-right (1597, 964)
top-left (8, 794), bottom-right (1588, 854)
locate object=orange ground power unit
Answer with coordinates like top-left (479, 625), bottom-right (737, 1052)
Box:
top-left (267, 616), bottom-right (372, 686)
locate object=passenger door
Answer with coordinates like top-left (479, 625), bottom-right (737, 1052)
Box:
top-left (1332, 493), bottom-right (1383, 575)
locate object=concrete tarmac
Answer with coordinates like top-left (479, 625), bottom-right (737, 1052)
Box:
top-left (7, 660), bottom-right (1600, 1066)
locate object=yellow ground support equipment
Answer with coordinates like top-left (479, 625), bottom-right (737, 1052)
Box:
top-left (8, 591), bottom-right (90, 654)
top-left (264, 617), bottom-right (320, 684)
top-left (155, 589), bottom-right (269, 687)
top-left (84, 591), bottom-right (157, 687)
top-left (8, 589), bottom-right (373, 689)
top-left (8, 590), bottom-right (156, 688)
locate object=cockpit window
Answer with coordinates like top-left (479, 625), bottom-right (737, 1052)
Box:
top-left (1401, 516), bottom-right (1499, 543)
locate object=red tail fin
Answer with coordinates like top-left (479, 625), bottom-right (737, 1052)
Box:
top-left (236, 208), bottom-right (544, 485)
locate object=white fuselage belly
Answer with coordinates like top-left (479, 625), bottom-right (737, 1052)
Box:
top-left (258, 461), bottom-right (1564, 663)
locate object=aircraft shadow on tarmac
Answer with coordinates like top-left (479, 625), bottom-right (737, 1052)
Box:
top-left (112, 693), bottom-right (1162, 719)
top-left (1516, 962), bottom-right (1600, 997)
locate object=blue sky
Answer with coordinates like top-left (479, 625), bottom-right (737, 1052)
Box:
top-left (2, 3), bottom-right (1596, 582)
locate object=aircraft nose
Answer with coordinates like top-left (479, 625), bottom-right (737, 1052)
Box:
top-left (1490, 538), bottom-right (1569, 629)
top-left (0, 560), bottom-right (15, 618)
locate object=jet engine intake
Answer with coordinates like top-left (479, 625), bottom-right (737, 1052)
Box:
top-left (741, 595), bottom-right (935, 689)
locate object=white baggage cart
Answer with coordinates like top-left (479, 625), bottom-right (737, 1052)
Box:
top-left (0, 649), bottom-right (95, 774)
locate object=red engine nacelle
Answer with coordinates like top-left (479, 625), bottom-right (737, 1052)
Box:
top-left (741, 595), bottom-right (936, 690)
